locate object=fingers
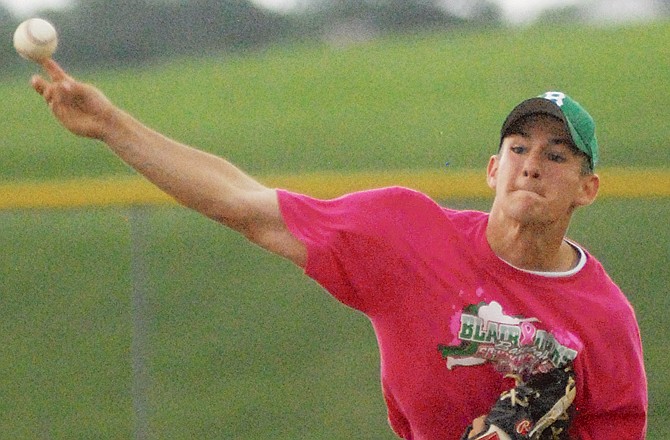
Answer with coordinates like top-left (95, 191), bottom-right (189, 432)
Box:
top-left (468, 415), bottom-right (487, 438)
top-left (31, 61), bottom-right (77, 108)
top-left (31, 58), bottom-right (73, 96)
top-left (40, 58), bottom-right (71, 82)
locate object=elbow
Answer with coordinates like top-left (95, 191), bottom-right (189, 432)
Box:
top-left (206, 202), bottom-right (251, 232)
top-left (185, 186), bottom-right (280, 244)
top-left (203, 193), bottom-right (265, 235)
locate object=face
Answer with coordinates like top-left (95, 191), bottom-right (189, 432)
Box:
top-left (487, 114), bottom-right (599, 227)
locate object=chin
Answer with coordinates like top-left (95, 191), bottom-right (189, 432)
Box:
top-left (505, 197), bottom-right (549, 225)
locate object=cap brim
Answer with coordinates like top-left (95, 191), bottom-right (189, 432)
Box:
top-left (500, 97), bottom-right (569, 140)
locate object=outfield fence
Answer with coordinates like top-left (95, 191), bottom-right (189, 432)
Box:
top-left (1, 168), bottom-right (669, 210)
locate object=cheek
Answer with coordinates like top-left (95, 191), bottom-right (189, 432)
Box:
top-left (493, 163), bottom-right (518, 188)
top-left (550, 178), bottom-right (582, 205)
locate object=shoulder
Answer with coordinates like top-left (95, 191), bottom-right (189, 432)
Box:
top-left (277, 186), bottom-right (443, 218)
top-left (577, 250), bottom-right (640, 322)
top-left (277, 186), bottom-right (479, 240)
top-left (355, 186), bottom-right (442, 212)
top-left (331, 186), bottom-right (436, 206)
top-left (277, 186), bottom-right (489, 243)
top-left (580, 250), bottom-right (622, 294)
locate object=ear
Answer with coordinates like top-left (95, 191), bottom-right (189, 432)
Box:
top-left (486, 154), bottom-right (500, 190)
top-left (574, 173), bottom-right (600, 207)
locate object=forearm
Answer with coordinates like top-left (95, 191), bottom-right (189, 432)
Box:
top-left (102, 107), bottom-right (269, 225)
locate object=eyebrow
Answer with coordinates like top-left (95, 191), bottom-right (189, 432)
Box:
top-left (549, 137), bottom-right (574, 146)
top-left (509, 130), bottom-right (573, 146)
top-left (508, 129), bottom-right (529, 138)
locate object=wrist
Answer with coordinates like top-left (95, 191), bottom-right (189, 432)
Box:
top-left (100, 107), bottom-right (136, 145)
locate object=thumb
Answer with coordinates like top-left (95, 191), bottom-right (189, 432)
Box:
top-left (31, 74), bottom-right (48, 96)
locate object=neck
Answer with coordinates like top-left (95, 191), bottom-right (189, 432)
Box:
top-left (486, 211), bottom-right (578, 272)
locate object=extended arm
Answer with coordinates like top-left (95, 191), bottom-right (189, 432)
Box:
top-left (31, 59), bottom-right (307, 266)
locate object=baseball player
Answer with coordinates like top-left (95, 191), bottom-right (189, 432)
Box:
top-left (31, 59), bottom-right (647, 439)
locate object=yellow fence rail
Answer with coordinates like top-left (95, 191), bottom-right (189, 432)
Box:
top-left (1, 168), bottom-right (669, 210)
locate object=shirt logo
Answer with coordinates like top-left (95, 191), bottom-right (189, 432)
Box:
top-left (438, 301), bottom-right (581, 376)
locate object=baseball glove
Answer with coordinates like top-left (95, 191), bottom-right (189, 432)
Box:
top-left (461, 366), bottom-right (576, 440)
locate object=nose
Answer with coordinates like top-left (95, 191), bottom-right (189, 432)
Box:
top-left (522, 154), bottom-right (541, 179)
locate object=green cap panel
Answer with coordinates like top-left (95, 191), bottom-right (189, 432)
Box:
top-left (539, 92), bottom-right (599, 168)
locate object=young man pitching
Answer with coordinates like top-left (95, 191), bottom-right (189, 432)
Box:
top-left (32, 60), bottom-right (647, 439)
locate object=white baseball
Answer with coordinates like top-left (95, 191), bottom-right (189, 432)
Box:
top-left (13, 18), bottom-right (58, 62)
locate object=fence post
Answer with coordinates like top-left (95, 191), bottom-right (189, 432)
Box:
top-left (129, 206), bottom-right (151, 440)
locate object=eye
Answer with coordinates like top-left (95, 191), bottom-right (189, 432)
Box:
top-left (510, 145), bottom-right (526, 154)
top-left (547, 152), bottom-right (567, 163)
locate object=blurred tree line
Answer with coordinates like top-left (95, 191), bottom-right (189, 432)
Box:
top-left (3, 0), bottom-right (670, 72)
top-left (1, 0), bottom-right (501, 72)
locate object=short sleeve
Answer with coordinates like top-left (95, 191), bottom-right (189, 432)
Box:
top-left (277, 186), bottom-right (448, 314)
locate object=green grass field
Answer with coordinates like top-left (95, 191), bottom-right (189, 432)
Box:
top-left (1, 22), bottom-right (668, 439)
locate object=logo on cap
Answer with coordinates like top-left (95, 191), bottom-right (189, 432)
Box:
top-left (541, 91), bottom-right (567, 107)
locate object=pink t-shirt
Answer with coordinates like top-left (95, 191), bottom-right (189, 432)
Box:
top-left (277, 186), bottom-right (647, 440)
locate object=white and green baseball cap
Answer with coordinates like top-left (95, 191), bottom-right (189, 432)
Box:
top-left (500, 91), bottom-right (599, 170)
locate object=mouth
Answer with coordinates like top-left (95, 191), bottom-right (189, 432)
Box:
top-left (514, 188), bottom-right (545, 199)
